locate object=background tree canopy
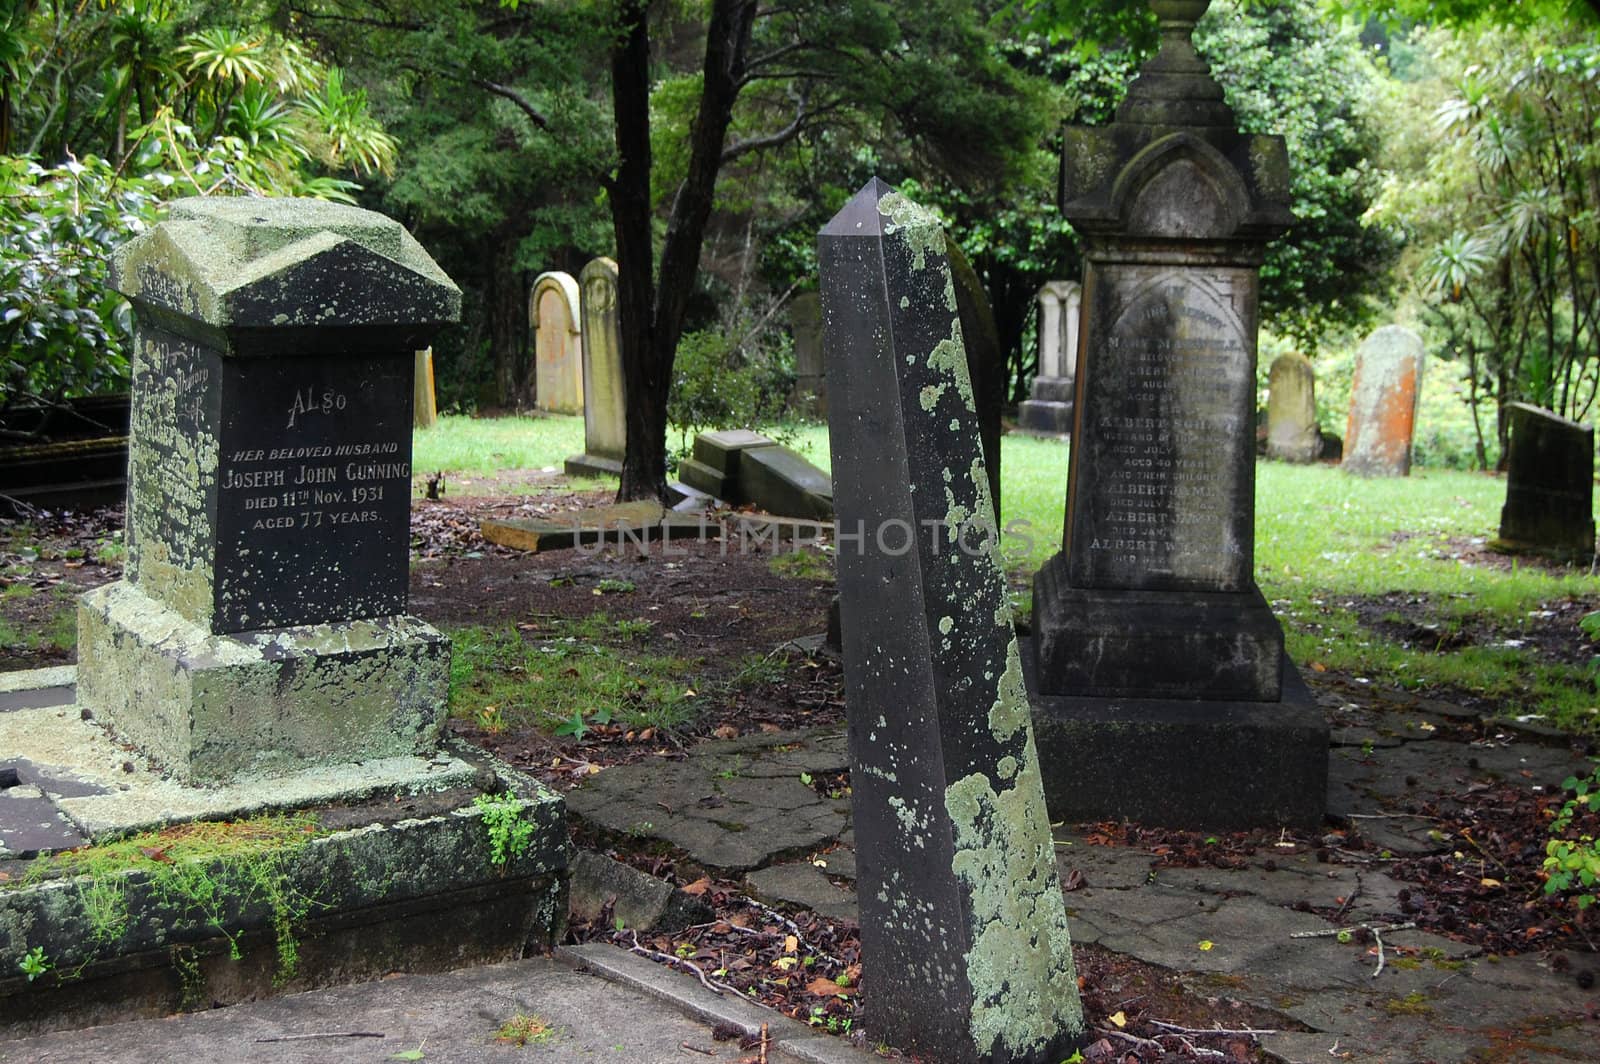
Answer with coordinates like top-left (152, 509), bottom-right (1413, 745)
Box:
top-left (4, 0), bottom-right (1589, 479)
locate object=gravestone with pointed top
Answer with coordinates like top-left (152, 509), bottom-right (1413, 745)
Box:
top-left (76, 197), bottom-right (460, 783)
top-left (1028, 0), bottom-right (1326, 829)
top-left (819, 177), bottom-right (1085, 1064)
top-left (531, 271), bottom-right (584, 414)
top-left (565, 257), bottom-right (626, 478)
top-left (1018, 281), bottom-right (1080, 437)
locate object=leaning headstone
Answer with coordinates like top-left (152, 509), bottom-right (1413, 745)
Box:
top-left (947, 242), bottom-right (1004, 520)
top-left (564, 257), bottom-right (626, 478)
top-left (740, 444), bottom-right (833, 522)
top-left (819, 177), bottom-right (1085, 1063)
top-left (531, 270), bottom-right (584, 414)
top-left (788, 291), bottom-right (826, 416)
top-left (1493, 403), bottom-right (1596, 562)
top-left (1017, 280), bottom-right (1080, 436)
top-left (1030, 0), bottom-right (1326, 829)
top-left (1343, 325), bottom-right (1424, 477)
top-left (677, 428), bottom-right (776, 499)
top-left (1266, 352), bottom-right (1320, 463)
top-left (77, 197), bottom-right (459, 783)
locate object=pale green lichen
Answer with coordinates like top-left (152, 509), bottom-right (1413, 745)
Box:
top-left (938, 616), bottom-right (954, 635)
top-left (919, 384), bottom-right (946, 412)
top-left (878, 191), bottom-right (947, 272)
top-left (944, 745), bottom-right (1083, 1057)
top-left (927, 320), bottom-right (976, 411)
top-left (988, 642), bottom-right (1029, 744)
top-left (996, 755), bottom-right (1017, 780)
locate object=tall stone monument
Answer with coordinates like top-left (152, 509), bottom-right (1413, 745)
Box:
top-left (77, 198), bottom-right (460, 783)
top-left (531, 270), bottom-right (583, 414)
top-left (564, 257), bottom-right (627, 478)
top-left (1029, 0), bottom-right (1326, 828)
top-left (1017, 280), bottom-right (1080, 436)
top-left (1266, 351), bottom-right (1320, 463)
top-left (819, 178), bottom-right (1085, 1064)
top-left (1343, 324), bottom-right (1425, 477)
top-left (1493, 402), bottom-right (1596, 562)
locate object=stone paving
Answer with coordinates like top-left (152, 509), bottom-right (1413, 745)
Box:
top-left (568, 707), bottom-right (1600, 1063)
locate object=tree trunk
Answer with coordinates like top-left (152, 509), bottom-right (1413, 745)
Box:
top-left (610, 0), bottom-right (756, 502)
top-left (487, 233), bottom-right (528, 410)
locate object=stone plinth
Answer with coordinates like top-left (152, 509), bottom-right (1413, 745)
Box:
top-left (1494, 402), bottom-right (1595, 561)
top-left (1030, 0), bottom-right (1326, 828)
top-left (566, 257), bottom-right (626, 478)
top-left (1266, 352), bottom-right (1320, 463)
top-left (1343, 325), bottom-right (1424, 477)
top-left (81, 197), bottom-right (460, 783)
top-left (820, 178), bottom-right (1084, 1064)
top-left (532, 271), bottom-right (583, 414)
top-left (1018, 281), bottom-right (1080, 437)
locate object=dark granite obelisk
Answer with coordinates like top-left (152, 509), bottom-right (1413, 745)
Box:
top-left (1028, 0), bottom-right (1327, 829)
top-left (819, 179), bottom-right (1085, 1064)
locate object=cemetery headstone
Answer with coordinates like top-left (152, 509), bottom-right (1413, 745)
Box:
top-left (1029, 0), bottom-right (1326, 828)
top-left (1343, 324), bottom-right (1424, 477)
top-left (77, 197), bottom-right (460, 783)
top-left (819, 177), bottom-right (1085, 1064)
top-left (788, 291), bottom-right (826, 417)
top-left (413, 347), bottom-right (438, 428)
top-left (1494, 402), bottom-right (1596, 562)
top-left (1266, 352), bottom-right (1320, 463)
top-left (565, 257), bottom-right (626, 478)
top-left (677, 428), bottom-right (776, 499)
top-left (1017, 280), bottom-right (1080, 437)
top-left (531, 270), bottom-right (584, 414)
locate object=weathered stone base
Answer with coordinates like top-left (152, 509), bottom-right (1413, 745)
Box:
top-left (77, 582), bottom-right (449, 783)
top-left (1017, 398), bottom-right (1074, 436)
top-left (1024, 639), bottom-right (1327, 830)
top-left (1032, 556), bottom-right (1284, 701)
top-left (739, 445), bottom-right (833, 521)
top-left (564, 452), bottom-right (624, 479)
top-left (676, 456), bottom-right (731, 499)
top-left (0, 758), bottom-right (568, 1037)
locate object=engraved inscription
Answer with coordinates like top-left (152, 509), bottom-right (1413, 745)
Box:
top-left (1069, 267), bottom-right (1256, 591)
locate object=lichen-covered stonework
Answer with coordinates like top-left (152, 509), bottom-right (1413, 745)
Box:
top-left (78, 583), bottom-right (449, 783)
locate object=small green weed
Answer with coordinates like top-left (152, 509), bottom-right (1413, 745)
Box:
top-left (1543, 761), bottom-right (1600, 911)
top-left (494, 1013), bottom-right (553, 1046)
top-left (474, 792), bottom-right (538, 870)
top-left (595, 578), bottom-right (636, 594)
top-left (768, 549), bottom-right (834, 583)
top-left (733, 650), bottom-right (788, 688)
top-left (18, 946), bottom-right (49, 982)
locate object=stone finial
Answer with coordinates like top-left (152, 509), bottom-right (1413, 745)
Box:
top-left (1118, 0), bottom-right (1233, 128)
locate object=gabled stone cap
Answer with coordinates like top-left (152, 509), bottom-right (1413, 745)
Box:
top-left (112, 197), bottom-right (461, 330)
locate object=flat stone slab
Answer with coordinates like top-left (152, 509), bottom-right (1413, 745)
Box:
top-left (481, 500), bottom-right (721, 553)
top-left (566, 729), bottom-right (850, 872)
top-left (739, 445), bottom-right (833, 522)
top-left (0, 700), bottom-right (482, 841)
top-left (747, 861), bottom-right (858, 923)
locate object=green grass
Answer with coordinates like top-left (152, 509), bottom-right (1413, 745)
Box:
top-left (412, 413), bottom-right (591, 475)
top-left (446, 613), bottom-right (697, 735)
top-left (413, 413), bottom-right (1597, 735)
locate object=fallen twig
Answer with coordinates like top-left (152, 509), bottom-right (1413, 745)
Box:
top-left (1096, 1027), bottom-right (1164, 1055)
top-left (680, 1042), bottom-right (715, 1056)
top-left (1290, 921), bottom-right (1416, 940)
top-left (252, 1032), bottom-right (385, 1042)
top-left (629, 932), bottom-right (740, 997)
top-left (1147, 1020), bottom-right (1280, 1037)
top-left (1174, 1034), bottom-right (1228, 1060)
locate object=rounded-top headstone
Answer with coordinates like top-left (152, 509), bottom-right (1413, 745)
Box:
top-left (1343, 325), bottom-right (1425, 477)
top-left (112, 196), bottom-right (460, 334)
top-left (1266, 352), bottom-right (1320, 463)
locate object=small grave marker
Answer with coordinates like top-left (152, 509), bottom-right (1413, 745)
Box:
top-left (1343, 325), bottom-right (1425, 477)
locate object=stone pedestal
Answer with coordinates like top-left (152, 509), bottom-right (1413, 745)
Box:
top-left (1017, 281), bottom-right (1080, 437)
top-left (1030, 0), bottom-right (1326, 829)
top-left (79, 197), bottom-right (460, 783)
